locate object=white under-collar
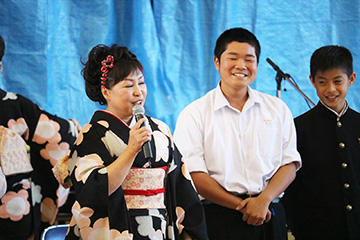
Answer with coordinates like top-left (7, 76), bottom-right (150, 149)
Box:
top-left (319, 99), bottom-right (348, 121)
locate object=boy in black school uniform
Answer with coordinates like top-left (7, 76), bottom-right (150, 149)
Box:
top-left (282, 45), bottom-right (360, 240)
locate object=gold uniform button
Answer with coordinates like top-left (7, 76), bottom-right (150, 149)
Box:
top-left (346, 205), bottom-right (352, 211)
top-left (337, 121), bottom-right (342, 127)
top-left (344, 183), bottom-right (350, 189)
top-left (342, 163), bottom-right (348, 168)
top-left (339, 142), bottom-right (345, 148)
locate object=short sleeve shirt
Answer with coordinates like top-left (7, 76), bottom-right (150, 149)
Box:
top-left (174, 85), bottom-right (301, 196)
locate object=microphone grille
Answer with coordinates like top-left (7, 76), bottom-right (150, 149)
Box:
top-left (132, 104), bottom-right (145, 115)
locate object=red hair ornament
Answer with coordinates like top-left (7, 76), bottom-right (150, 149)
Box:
top-left (100, 55), bottom-right (114, 86)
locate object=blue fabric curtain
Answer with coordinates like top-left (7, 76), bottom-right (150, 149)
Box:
top-left (1, 0), bottom-right (359, 131)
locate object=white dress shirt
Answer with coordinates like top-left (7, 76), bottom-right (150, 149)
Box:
top-left (174, 84), bottom-right (301, 197)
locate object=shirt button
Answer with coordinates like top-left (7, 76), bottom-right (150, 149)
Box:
top-left (339, 142), bottom-right (345, 149)
top-left (337, 121), bottom-right (342, 127)
top-left (342, 163), bottom-right (348, 168)
top-left (346, 205), bottom-right (352, 211)
top-left (344, 183), bottom-right (350, 189)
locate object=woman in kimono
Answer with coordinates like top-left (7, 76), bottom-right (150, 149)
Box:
top-left (0, 35), bottom-right (80, 240)
top-left (65, 44), bottom-right (207, 240)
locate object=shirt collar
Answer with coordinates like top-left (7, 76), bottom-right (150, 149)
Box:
top-left (319, 99), bottom-right (348, 120)
top-left (214, 83), bottom-right (261, 112)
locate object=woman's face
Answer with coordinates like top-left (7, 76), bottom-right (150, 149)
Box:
top-left (102, 69), bottom-right (147, 124)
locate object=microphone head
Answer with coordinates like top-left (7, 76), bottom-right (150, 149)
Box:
top-left (132, 104), bottom-right (145, 115)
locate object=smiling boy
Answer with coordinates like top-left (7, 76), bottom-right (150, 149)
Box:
top-left (283, 45), bottom-right (360, 240)
top-left (174, 28), bottom-right (301, 240)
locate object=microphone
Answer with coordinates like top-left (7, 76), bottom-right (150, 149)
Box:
top-left (132, 104), bottom-right (153, 162)
top-left (266, 58), bottom-right (288, 79)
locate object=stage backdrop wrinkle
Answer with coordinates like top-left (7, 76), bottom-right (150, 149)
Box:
top-left (0, 0), bottom-right (359, 132)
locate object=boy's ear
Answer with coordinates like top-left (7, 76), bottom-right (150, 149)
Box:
top-left (349, 72), bottom-right (356, 86)
top-left (309, 74), bottom-right (316, 88)
top-left (214, 56), bottom-right (220, 70)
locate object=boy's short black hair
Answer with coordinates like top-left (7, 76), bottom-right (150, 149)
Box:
top-left (310, 45), bottom-right (353, 80)
top-left (214, 27), bottom-right (261, 64)
top-left (0, 35), bottom-right (4, 61)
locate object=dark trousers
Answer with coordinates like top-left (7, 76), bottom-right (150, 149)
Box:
top-left (203, 201), bottom-right (287, 240)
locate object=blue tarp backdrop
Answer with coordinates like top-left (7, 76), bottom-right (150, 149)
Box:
top-left (0, 0), bottom-right (359, 131)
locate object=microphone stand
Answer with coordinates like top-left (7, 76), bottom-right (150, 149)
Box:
top-left (282, 74), bottom-right (315, 107)
top-left (267, 58), bottom-right (315, 107)
top-left (276, 72), bottom-right (283, 98)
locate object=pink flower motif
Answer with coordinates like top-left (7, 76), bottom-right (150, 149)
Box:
top-left (75, 123), bottom-right (92, 146)
top-left (70, 201), bottom-right (133, 239)
top-left (176, 206), bottom-right (185, 234)
top-left (97, 120), bottom-right (109, 129)
top-left (41, 197), bottom-right (58, 224)
top-left (7, 118), bottom-right (29, 140)
top-left (74, 153), bottom-right (105, 184)
top-left (71, 201), bottom-right (94, 229)
top-left (56, 185), bottom-right (70, 208)
top-left (32, 114), bottom-right (61, 144)
top-left (151, 118), bottom-right (171, 137)
top-left (151, 118), bottom-right (175, 149)
top-left (80, 217), bottom-right (133, 240)
top-left (181, 160), bottom-right (192, 181)
top-left (40, 142), bottom-right (70, 166)
top-left (20, 179), bottom-right (31, 189)
top-left (0, 190), bottom-right (30, 221)
top-left (152, 131), bottom-right (169, 163)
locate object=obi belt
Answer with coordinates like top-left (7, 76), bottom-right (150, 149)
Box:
top-left (122, 166), bottom-right (167, 209)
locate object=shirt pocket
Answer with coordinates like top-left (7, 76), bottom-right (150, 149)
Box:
top-left (256, 122), bottom-right (282, 160)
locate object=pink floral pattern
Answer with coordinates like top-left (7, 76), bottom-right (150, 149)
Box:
top-left (0, 89), bottom-right (79, 238)
top-left (181, 159), bottom-right (192, 181)
top-left (0, 190), bottom-right (31, 221)
top-left (56, 185), bottom-right (70, 208)
top-left (70, 201), bottom-right (94, 230)
top-left (20, 179), bottom-right (31, 189)
top-left (75, 123), bottom-right (92, 146)
top-left (7, 117), bottom-right (29, 140)
top-left (0, 126), bottom-right (33, 176)
top-left (74, 153), bottom-right (105, 184)
top-left (123, 168), bottom-right (166, 209)
top-left (40, 141), bottom-right (70, 166)
top-left (135, 210), bottom-right (165, 239)
top-left (70, 201), bottom-right (133, 240)
top-left (65, 111), bottom-right (207, 239)
top-left (40, 197), bottom-right (58, 224)
top-left (97, 120), bottom-right (109, 129)
top-left (175, 207), bottom-right (185, 234)
top-left (152, 130), bottom-right (169, 163)
top-left (101, 129), bottom-right (127, 157)
top-left (151, 119), bottom-right (170, 138)
top-left (81, 218), bottom-right (133, 240)
top-left (32, 114), bottom-right (61, 144)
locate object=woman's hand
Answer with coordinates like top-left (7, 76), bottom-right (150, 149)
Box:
top-left (107, 118), bottom-right (151, 195)
top-left (127, 118), bottom-right (151, 153)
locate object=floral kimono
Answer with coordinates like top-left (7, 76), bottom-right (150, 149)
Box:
top-left (0, 89), bottom-right (78, 240)
top-left (65, 110), bottom-right (207, 240)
